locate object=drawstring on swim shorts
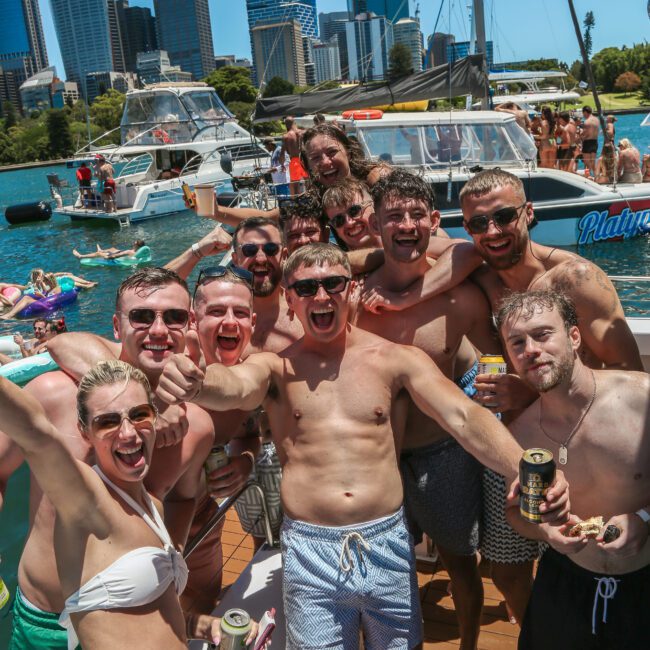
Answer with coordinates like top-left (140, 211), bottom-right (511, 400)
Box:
top-left (339, 532), bottom-right (371, 573)
top-left (592, 576), bottom-right (619, 635)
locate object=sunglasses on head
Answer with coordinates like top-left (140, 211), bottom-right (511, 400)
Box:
top-left (195, 265), bottom-right (253, 295)
top-left (127, 308), bottom-right (189, 330)
top-left (89, 403), bottom-right (157, 439)
top-left (465, 202), bottom-right (527, 235)
top-left (287, 275), bottom-right (351, 297)
top-left (239, 242), bottom-right (281, 258)
top-left (328, 201), bottom-right (372, 229)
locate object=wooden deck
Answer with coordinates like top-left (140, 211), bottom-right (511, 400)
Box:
top-left (220, 509), bottom-right (519, 649)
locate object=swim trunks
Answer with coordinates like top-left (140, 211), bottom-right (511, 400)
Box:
top-left (519, 548), bottom-right (650, 650)
top-left (181, 494), bottom-right (225, 615)
top-left (281, 508), bottom-right (422, 650)
top-left (400, 435), bottom-right (482, 556)
top-left (10, 587), bottom-right (77, 650)
top-left (288, 156), bottom-right (309, 182)
top-left (457, 361), bottom-right (477, 398)
top-left (557, 145), bottom-right (576, 161)
top-left (582, 139), bottom-right (598, 155)
top-left (481, 469), bottom-right (543, 563)
top-left (234, 441), bottom-right (283, 540)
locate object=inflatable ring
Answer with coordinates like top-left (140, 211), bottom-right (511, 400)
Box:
top-left (0, 352), bottom-right (59, 386)
top-left (0, 334), bottom-right (21, 359)
top-left (341, 109), bottom-right (384, 120)
top-left (18, 290), bottom-right (78, 318)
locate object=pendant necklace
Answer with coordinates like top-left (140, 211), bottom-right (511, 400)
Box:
top-left (538, 370), bottom-right (596, 465)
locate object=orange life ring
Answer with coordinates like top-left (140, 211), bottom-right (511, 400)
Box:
top-left (153, 129), bottom-right (172, 144)
top-left (341, 109), bottom-right (384, 120)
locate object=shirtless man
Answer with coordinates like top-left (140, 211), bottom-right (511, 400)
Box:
top-left (355, 169), bottom-right (499, 649)
top-left (282, 116), bottom-right (308, 195)
top-left (604, 114), bottom-right (616, 144)
top-left (155, 242), bottom-right (569, 650)
top-left (495, 102), bottom-right (531, 133)
top-left (497, 290), bottom-right (650, 650)
top-left (1, 268), bottom-right (220, 647)
top-left (580, 106), bottom-right (600, 177)
top-left (556, 112), bottom-right (578, 172)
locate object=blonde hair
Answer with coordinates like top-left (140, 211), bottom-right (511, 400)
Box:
top-left (618, 138), bottom-right (632, 151)
top-left (77, 360), bottom-right (154, 428)
top-left (282, 242), bottom-right (350, 285)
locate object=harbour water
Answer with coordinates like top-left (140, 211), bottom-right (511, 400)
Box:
top-left (0, 111), bottom-right (648, 642)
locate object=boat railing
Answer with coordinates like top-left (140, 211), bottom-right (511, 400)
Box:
top-left (74, 126), bottom-right (122, 156)
top-left (183, 482), bottom-right (274, 560)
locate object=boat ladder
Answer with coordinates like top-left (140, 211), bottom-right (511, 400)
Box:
top-left (117, 213), bottom-right (131, 228)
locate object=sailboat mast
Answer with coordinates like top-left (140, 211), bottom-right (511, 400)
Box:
top-left (473, 0), bottom-right (489, 109)
top-left (567, 0), bottom-right (607, 134)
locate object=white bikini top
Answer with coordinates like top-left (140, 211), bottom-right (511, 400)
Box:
top-left (59, 466), bottom-right (188, 650)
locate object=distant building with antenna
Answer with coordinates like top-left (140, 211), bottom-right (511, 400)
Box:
top-left (347, 0), bottom-right (409, 23)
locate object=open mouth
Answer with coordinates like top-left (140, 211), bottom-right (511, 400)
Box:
top-left (115, 442), bottom-right (145, 468)
top-left (320, 169), bottom-right (339, 184)
top-left (142, 343), bottom-right (172, 355)
top-left (310, 307), bottom-right (335, 330)
top-left (217, 333), bottom-right (240, 351)
top-left (345, 222), bottom-right (366, 239)
top-left (394, 235), bottom-right (418, 248)
top-left (483, 238), bottom-right (512, 254)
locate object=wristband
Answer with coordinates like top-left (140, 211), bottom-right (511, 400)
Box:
top-left (636, 509), bottom-right (650, 524)
top-left (191, 242), bottom-right (203, 259)
top-left (240, 450), bottom-right (256, 471)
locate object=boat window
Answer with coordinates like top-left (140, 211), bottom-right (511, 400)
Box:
top-left (523, 176), bottom-right (587, 201)
top-left (182, 91), bottom-right (231, 125)
top-left (504, 121), bottom-right (538, 162)
top-left (214, 142), bottom-right (269, 163)
top-left (356, 127), bottom-right (421, 165)
top-left (117, 153), bottom-right (153, 179)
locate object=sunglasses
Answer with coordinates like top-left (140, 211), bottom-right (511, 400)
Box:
top-left (465, 202), bottom-right (527, 234)
top-left (127, 308), bottom-right (189, 330)
top-left (195, 265), bottom-right (253, 295)
top-left (328, 202), bottom-right (372, 229)
top-left (287, 275), bottom-right (351, 297)
top-left (239, 242), bottom-right (281, 258)
top-left (89, 403), bottom-right (157, 439)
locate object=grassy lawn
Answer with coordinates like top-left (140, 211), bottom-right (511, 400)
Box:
top-left (580, 92), bottom-right (649, 111)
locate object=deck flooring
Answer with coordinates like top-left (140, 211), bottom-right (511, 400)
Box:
top-left (220, 509), bottom-right (519, 649)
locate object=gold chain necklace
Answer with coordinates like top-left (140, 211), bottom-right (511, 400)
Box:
top-left (538, 370), bottom-right (596, 465)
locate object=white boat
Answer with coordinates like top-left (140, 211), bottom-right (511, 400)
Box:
top-left (300, 110), bottom-right (650, 246)
top-left (490, 70), bottom-right (581, 108)
top-left (50, 83), bottom-right (270, 225)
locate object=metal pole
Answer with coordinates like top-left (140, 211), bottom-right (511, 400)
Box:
top-left (567, 0), bottom-right (607, 135)
top-left (472, 0), bottom-right (489, 109)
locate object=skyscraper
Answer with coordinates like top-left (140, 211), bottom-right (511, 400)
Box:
top-left (347, 0), bottom-right (409, 23)
top-left (393, 17), bottom-right (423, 73)
top-left (50, 0), bottom-right (113, 93)
top-left (313, 40), bottom-right (341, 83)
top-left (251, 19), bottom-right (306, 86)
top-left (154, 0), bottom-right (215, 80)
top-left (120, 4), bottom-right (158, 73)
top-left (107, 0), bottom-right (127, 73)
top-left (318, 10), bottom-right (349, 41)
top-left (346, 13), bottom-right (393, 82)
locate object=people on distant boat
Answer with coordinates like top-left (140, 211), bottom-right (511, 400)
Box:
top-left (282, 116), bottom-right (309, 195)
top-left (535, 107), bottom-right (557, 169)
top-left (495, 102), bottom-right (532, 133)
top-left (498, 290), bottom-right (650, 650)
top-left (594, 142), bottom-right (617, 184)
top-left (617, 138), bottom-right (643, 183)
top-left (93, 154), bottom-right (116, 213)
top-left (604, 114), bottom-right (617, 144)
top-left (579, 105), bottom-right (600, 177)
top-left (262, 137), bottom-right (289, 196)
top-left (555, 111), bottom-right (578, 173)
top-left (76, 162), bottom-right (92, 207)
top-left (73, 239), bottom-right (149, 261)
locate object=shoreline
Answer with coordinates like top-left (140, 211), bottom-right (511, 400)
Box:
top-left (0, 159), bottom-right (68, 173)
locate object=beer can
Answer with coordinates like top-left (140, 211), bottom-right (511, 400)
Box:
top-left (0, 555), bottom-right (10, 611)
top-left (477, 354), bottom-right (507, 376)
top-left (519, 448), bottom-right (556, 524)
top-left (219, 608), bottom-right (251, 649)
top-left (205, 445), bottom-right (229, 475)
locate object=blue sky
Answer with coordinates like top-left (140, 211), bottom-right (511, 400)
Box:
top-left (40, 0), bottom-right (649, 80)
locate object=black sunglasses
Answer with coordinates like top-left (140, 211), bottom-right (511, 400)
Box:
top-left (239, 242), bottom-right (281, 258)
top-left (128, 308), bottom-right (189, 330)
top-left (195, 265), bottom-right (253, 295)
top-left (287, 275), bottom-right (351, 297)
top-left (328, 202), bottom-right (371, 229)
top-left (465, 202), bottom-right (527, 234)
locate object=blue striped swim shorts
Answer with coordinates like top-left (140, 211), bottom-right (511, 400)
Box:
top-left (281, 508), bottom-right (423, 649)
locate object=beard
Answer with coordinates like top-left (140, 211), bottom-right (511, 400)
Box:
top-left (531, 348), bottom-right (575, 393)
top-left (252, 266), bottom-right (282, 297)
top-left (478, 229), bottom-right (528, 270)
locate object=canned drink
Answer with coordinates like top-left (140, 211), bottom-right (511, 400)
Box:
top-left (519, 448), bottom-right (556, 523)
top-left (477, 354), bottom-right (507, 376)
top-left (205, 445), bottom-right (229, 475)
top-left (219, 608), bottom-right (251, 649)
top-left (0, 556), bottom-right (9, 612)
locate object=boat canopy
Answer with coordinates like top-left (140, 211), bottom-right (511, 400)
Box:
top-left (253, 55), bottom-right (487, 122)
top-left (120, 88), bottom-right (233, 146)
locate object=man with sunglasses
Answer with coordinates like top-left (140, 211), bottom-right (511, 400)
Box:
top-left (354, 169), bottom-right (501, 650)
top-left (14, 268), bottom-right (217, 645)
top-left (156, 242), bottom-right (569, 650)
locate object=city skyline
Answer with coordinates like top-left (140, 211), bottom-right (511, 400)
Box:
top-left (34, 0), bottom-right (650, 83)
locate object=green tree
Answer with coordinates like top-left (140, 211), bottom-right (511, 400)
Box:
top-left (90, 89), bottom-right (125, 132)
top-left (204, 66), bottom-right (257, 104)
top-left (46, 109), bottom-right (74, 158)
top-left (583, 11), bottom-right (595, 59)
top-left (263, 76), bottom-right (294, 98)
top-left (614, 71), bottom-right (642, 95)
top-left (387, 43), bottom-right (414, 82)
top-left (3, 101), bottom-right (17, 131)
top-left (640, 75), bottom-right (650, 102)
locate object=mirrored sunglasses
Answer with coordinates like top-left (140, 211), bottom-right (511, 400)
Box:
top-left (287, 275), bottom-right (351, 297)
top-left (89, 403), bottom-right (157, 439)
top-left (127, 308), bottom-right (189, 330)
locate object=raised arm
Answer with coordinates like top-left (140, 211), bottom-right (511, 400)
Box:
top-left (46, 332), bottom-right (120, 380)
top-left (205, 203), bottom-right (280, 228)
top-left (164, 226), bottom-right (232, 280)
top-left (0, 376), bottom-right (108, 529)
top-left (397, 345), bottom-right (523, 478)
